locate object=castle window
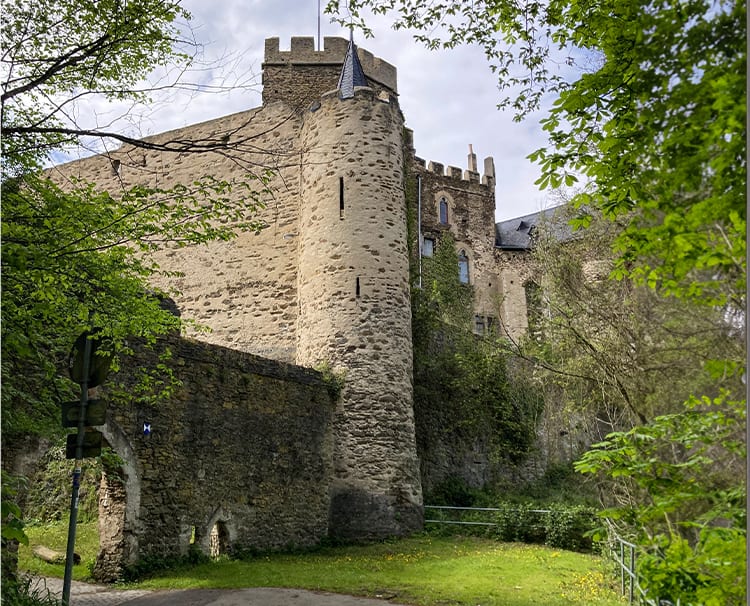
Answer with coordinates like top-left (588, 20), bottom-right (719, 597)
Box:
top-left (458, 250), bottom-right (470, 284)
top-left (525, 280), bottom-right (543, 337)
top-left (486, 316), bottom-right (496, 334)
top-left (474, 315), bottom-right (485, 335)
top-left (356, 276), bottom-right (361, 297)
top-left (439, 197), bottom-right (449, 224)
top-left (339, 177), bottom-right (345, 219)
top-left (422, 237), bottom-right (435, 257)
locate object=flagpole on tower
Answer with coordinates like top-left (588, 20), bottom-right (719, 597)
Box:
top-left (317, 0), bottom-right (321, 50)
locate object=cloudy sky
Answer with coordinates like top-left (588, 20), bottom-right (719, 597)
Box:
top-left (93, 0), bottom-right (561, 221)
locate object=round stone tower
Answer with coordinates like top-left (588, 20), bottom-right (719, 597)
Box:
top-left (295, 51), bottom-right (423, 539)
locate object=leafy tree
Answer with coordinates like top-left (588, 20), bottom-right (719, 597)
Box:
top-left (2, 173), bottom-right (267, 442)
top-left (516, 207), bottom-right (745, 601)
top-left (2, 0), bottom-right (278, 178)
top-left (2, 0), bottom-right (191, 175)
top-left (0, 0), bottom-right (275, 442)
top-left (0, 0), bottom-right (271, 557)
top-left (533, 0), bottom-right (746, 307)
top-left (519, 207), bottom-right (744, 426)
top-left (327, 0), bottom-right (746, 305)
top-left (576, 392), bottom-right (746, 605)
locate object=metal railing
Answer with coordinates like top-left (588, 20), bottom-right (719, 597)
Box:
top-left (423, 504), bottom-right (560, 548)
top-left (425, 506), bottom-right (667, 605)
top-left (611, 535), bottom-right (641, 604)
top-left (607, 534), bottom-right (671, 606)
top-left (424, 504), bottom-right (551, 526)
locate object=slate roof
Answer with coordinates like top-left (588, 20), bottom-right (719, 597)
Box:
top-left (338, 34), bottom-right (369, 99)
top-left (495, 207), bottom-right (574, 250)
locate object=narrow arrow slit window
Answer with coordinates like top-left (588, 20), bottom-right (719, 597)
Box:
top-left (339, 177), bottom-right (345, 219)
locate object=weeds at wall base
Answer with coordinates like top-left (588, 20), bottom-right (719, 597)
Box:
top-left (1, 575), bottom-right (62, 606)
top-left (122, 546), bottom-right (210, 582)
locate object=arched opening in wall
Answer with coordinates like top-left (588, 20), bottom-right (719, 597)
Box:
top-left (94, 442), bottom-right (129, 582)
top-left (93, 422), bottom-right (140, 584)
top-left (209, 521), bottom-right (230, 558)
top-left (23, 434), bottom-right (134, 583)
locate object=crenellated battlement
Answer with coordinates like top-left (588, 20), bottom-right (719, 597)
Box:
top-left (264, 37), bottom-right (398, 93)
top-left (414, 154), bottom-right (496, 189)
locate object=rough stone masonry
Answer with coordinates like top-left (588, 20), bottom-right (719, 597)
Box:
top-left (44, 35), bottom-right (551, 577)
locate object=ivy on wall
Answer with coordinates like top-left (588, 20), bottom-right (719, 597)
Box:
top-left (416, 232), bottom-right (473, 331)
top-left (410, 229), bottom-right (542, 486)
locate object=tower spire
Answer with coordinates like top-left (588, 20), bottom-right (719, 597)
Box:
top-left (337, 30), bottom-right (368, 99)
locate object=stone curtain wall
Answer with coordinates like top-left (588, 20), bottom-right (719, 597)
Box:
top-left (95, 335), bottom-right (335, 581)
top-left (50, 102), bottom-right (305, 363)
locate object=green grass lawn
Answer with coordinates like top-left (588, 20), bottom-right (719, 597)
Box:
top-left (18, 520), bottom-right (100, 581)
top-left (19, 522), bottom-right (624, 606)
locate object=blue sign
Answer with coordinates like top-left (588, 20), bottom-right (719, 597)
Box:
top-left (143, 422), bottom-right (152, 436)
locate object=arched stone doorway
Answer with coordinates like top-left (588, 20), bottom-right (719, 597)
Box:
top-left (209, 521), bottom-right (230, 558)
top-left (94, 422), bottom-right (140, 582)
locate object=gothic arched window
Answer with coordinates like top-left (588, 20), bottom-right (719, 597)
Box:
top-left (439, 197), bottom-right (449, 224)
top-left (458, 250), bottom-right (470, 284)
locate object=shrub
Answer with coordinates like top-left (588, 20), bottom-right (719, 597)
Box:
top-left (576, 392), bottom-right (746, 605)
top-left (544, 505), bottom-right (596, 551)
top-left (425, 499), bottom-right (597, 552)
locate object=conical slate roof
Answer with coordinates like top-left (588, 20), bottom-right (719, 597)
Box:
top-left (338, 33), bottom-right (368, 99)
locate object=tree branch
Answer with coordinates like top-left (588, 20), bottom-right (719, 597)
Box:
top-left (2, 32), bottom-right (113, 103)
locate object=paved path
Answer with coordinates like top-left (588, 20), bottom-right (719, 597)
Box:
top-left (30, 577), bottom-right (408, 606)
top-left (29, 577), bottom-right (152, 606)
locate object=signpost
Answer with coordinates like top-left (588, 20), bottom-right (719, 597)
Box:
top-left (61, 331), bottom-right (109, 606)
top-left (65, 431), bottom-right (103, 459)
top-left (62, 400), bottom-right (105, 428)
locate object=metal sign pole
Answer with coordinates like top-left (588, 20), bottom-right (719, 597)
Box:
top-left (62, 336), bottom-right (91, 606)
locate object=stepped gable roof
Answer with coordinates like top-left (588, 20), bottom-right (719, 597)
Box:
top-left (337, 33), bottom-right (369, 99)
top-left (495, 206), bottom-right (573, 250)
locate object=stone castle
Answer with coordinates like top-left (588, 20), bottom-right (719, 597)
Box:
top-left (49, 36), bottom-right (547, 566)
